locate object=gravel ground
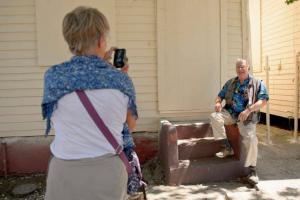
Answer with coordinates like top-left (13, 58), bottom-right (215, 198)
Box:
top-left (0, 174), bottom-right (46, 200)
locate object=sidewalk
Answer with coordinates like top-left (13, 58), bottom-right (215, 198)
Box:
top-left (146, 124), bottom-right (300, 200)
top-left (0, 124), bottom-right (299, 199)
top-left (147, 179), bottom-right (300, 199)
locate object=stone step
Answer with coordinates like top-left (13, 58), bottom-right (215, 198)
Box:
top-left (167, 157), bottom-right (248, 185)
top-left (178, 137), bottom-right (224, 160)
top-left (159, 120), bottom-right (247, 185)
top-left (174, 122), bottom-right (213, 140)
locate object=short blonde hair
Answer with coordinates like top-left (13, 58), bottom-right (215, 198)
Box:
top-left (62, 6), bottom-right (110, 55)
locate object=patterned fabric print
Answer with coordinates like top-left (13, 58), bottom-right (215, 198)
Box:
top-left (256, 82), bottom-right (269, 101)
top-left (126, 150), bottom-right (146, 195)
top-left (42, 55), bottom-right (138, 150)
top-left (218, 76), bottom-right (269, 117)
top-left (123, 123), bottom-right (135, 150)
top-left (230, 79), bottom-right (250, 116)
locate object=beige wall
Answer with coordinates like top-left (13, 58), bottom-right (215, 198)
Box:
top-left (116, 0), bottom-right (159, 131)
top-left (0, 0), bottom-right (158, 137)
top-left (225, 0), bottom-right (244, 81)
top-left (0, 0), bottom-right (245, 137)
top-left (157, 0), bottom-right (221, 114)
top-left (251, 0), bottom-right (300, 118)
top-left (35, 0), bottom-right (117, 66)
top-left (0, 0), bottom-right (44, 137)
top-left (157, 0), bottom-right (245, 122)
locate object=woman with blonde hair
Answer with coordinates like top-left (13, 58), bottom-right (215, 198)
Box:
top-left (42, 6), bottom-right (137, 200)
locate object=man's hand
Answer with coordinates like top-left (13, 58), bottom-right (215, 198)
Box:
top-left (238, 99), bottom-right (267, 122)
top-left (238, 108), bottom-right (251, 122)
top-left (215, 102), bottom-right (222, 112)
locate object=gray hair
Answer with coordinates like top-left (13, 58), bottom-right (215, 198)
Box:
top-left (236, 58), bottom-right (249, 68)
top-left (62, 6), bottom-right (110, 55)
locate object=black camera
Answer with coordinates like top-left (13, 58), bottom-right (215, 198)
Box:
top-left (113, 48), bottom-right (126, 68)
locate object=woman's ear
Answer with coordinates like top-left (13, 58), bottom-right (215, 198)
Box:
top-left (96, 37), bottom-right (101, 48)
top-left (96, 36), bottom-right (107, 58)
top-left (98, 36), bottom-right (106, 48)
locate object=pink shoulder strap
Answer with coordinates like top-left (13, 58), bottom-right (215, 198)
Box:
top-left (76, 90), bottom-right (131, 174)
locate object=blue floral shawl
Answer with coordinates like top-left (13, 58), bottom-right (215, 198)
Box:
top-left (42, 55), bottom-right (137, 149)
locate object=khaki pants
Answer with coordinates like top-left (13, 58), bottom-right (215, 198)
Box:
top-left (45, 154), bottom-right (127, 200)
top-left (210, 109), bottom-right (258, 167)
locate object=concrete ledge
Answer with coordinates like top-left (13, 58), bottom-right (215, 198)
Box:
top-left (0, 133), bottom-right (158, 176)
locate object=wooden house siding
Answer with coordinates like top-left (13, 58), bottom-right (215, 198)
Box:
top-left (0, 0), bottom-right (158, 137)
top-left (296, 2), bottom-right (300, 113)
top-left (0, 0), bottom-right (245, 137)
top-left (0, 0), bottom-right (45, 137)
top-left (225, 0), bottom-right (243, 81)
top-left (252, 0), bottom-right (300, 118)
top-left (116, 0), bottom-right (158, 132)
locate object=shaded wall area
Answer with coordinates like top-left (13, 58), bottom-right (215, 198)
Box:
top-left (260, 113), bottom-right (300, 132)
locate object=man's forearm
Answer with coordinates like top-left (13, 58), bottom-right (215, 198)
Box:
top-left (247, 99), bottom-right (267, 112)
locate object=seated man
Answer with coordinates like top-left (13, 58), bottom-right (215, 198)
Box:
top-left (210, 58), bottom-right (269, 184)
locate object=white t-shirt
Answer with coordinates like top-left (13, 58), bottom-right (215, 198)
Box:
top-left (50, 89), bottom-right (129, 160)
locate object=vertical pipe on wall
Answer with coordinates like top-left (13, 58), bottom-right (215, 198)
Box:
top-left (265, 56), bottom-right (271, 144)
top-left (294, 52), bottom-right (300, 142)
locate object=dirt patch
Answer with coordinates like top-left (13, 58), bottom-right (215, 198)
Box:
top-left (0, 174), bottom-right (46, 200)
top-left (141, 157), bottom-right (165, 186)
top-left (256, 124), bottom-right (300, 180)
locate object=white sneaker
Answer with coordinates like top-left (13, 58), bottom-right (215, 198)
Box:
top-left (215, 148), bottom-right (234, 158)
top-left (247, 168), bottom-right (259, 185)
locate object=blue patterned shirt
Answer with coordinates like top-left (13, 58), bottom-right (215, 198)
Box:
top-left (218, 76), bottom-right (269, 117)
top-left (42, 55), bottom-right (137, 149)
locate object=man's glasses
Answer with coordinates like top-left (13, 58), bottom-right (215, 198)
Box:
top-left (236, 65), bottom-right (246, 69)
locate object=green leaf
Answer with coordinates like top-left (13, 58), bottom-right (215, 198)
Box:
top-left (285, 0), bottom-right (298, 5)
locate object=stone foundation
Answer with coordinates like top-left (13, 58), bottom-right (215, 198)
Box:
top-left (0, 133), bottom-right (158, 176)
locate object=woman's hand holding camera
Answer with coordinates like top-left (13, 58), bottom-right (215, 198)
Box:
top-left (120, 56), bottom-right (129, 73)
top-left (105, 47), bottom-right (129, 73)
top-left (104, 46), bottom-right (117, 62)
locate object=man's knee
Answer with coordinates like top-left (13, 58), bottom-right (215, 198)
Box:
top-left (239, 123), bottom-right (256, 136)
top-left (249, 134), bottom-right (258, 145)
top-left (241, 131), bottom-right (258, 144)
